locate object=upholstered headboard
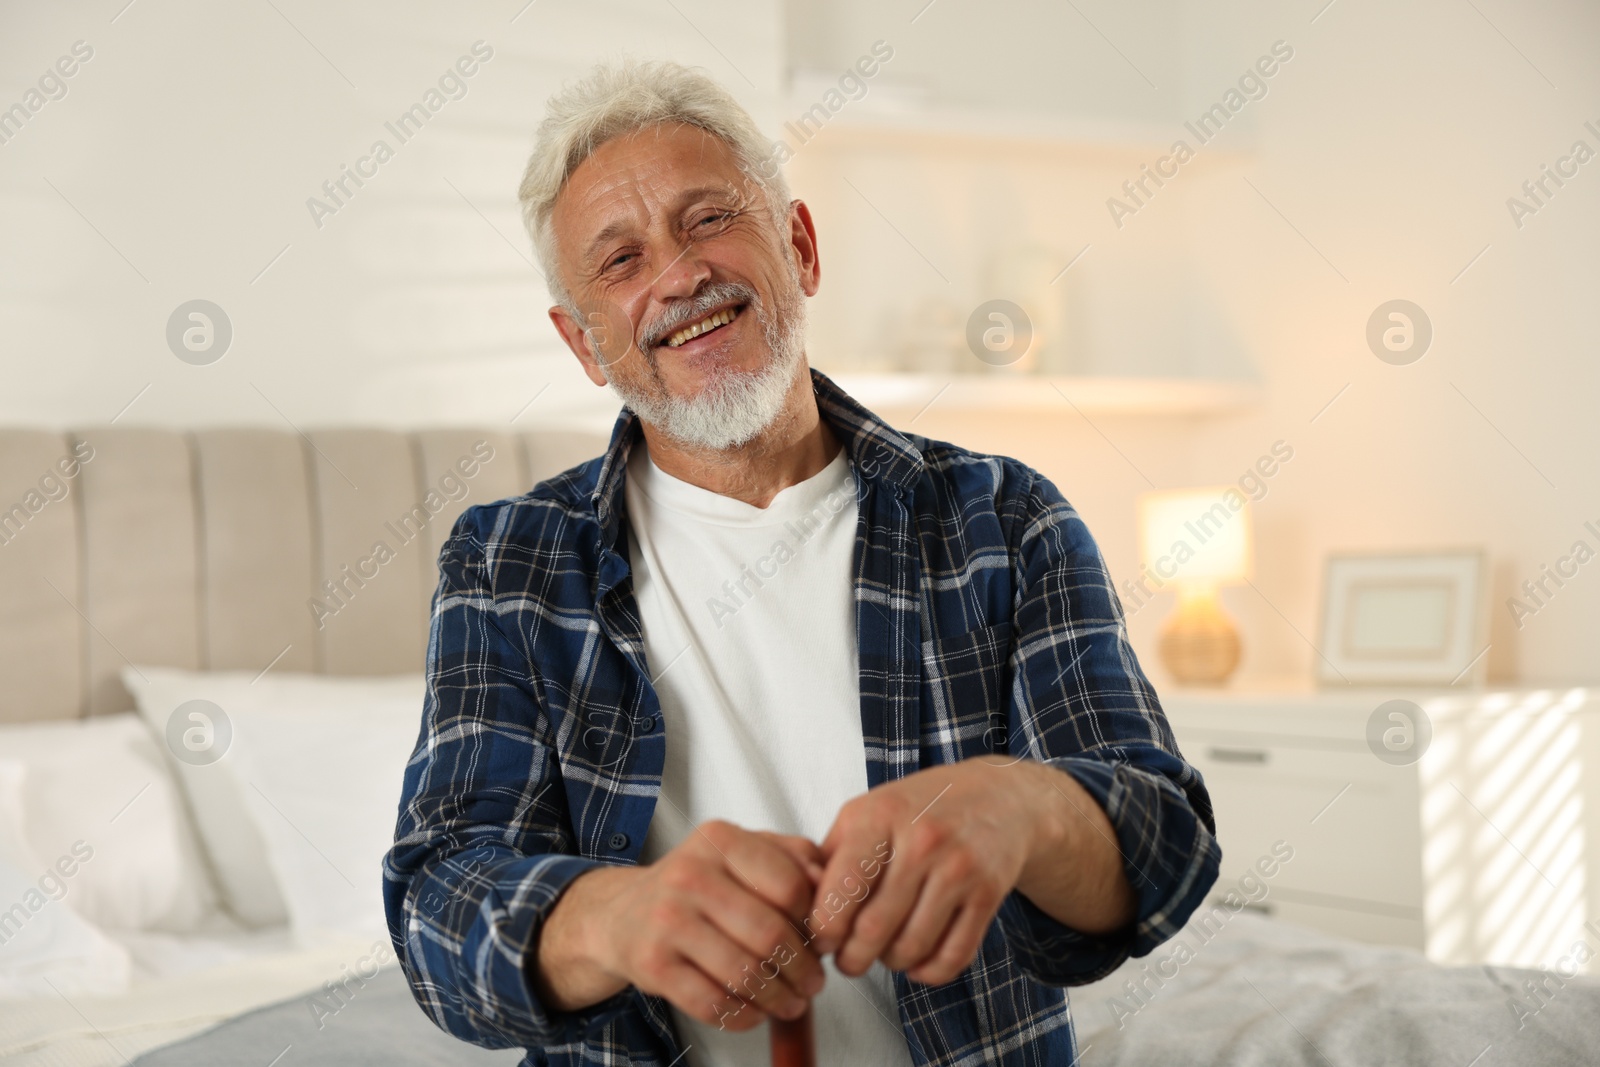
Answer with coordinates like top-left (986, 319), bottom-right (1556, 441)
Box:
top-left (0, 425), bottom-right (611, 723)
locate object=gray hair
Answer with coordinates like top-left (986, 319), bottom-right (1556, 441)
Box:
top-left (518, 58), bottom-right (791, 311)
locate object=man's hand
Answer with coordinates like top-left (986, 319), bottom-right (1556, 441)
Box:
top-left (531, 821), bottom-right (827, 1031)
top-left (808, 756), bottom-right (1135, 987)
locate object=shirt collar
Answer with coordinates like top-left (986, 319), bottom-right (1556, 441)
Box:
top-left (588, 366), bottom-right (925, 547)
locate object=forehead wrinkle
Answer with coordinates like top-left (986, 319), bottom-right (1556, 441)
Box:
top-left (562, 125), bottom-right (758, 273)
top-left (575, 178), bottom-right (646, 263)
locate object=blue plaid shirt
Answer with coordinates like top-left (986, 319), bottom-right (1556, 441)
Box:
top-left (384, 368), bottom-right (1220, 1066)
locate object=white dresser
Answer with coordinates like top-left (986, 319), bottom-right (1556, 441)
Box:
top-left (1162, 683), bottom-right (1600, 971)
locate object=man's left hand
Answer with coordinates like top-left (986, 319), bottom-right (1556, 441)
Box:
top-left (806, 755), bottom-right (1133, 987)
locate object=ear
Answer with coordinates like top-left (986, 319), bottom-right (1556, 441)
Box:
top-left (786, 199), bottom-right (821, 297)
top-left (549, 304), bottom-right (610, 387)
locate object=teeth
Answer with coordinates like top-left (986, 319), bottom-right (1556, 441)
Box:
top-left (665, 307), bottom-right (737, 348)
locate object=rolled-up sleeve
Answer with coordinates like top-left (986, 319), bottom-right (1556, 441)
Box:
top-left (381, 513), bottom-right (630, 1049)
top-left (991, 472), bottom-right (1221, 987)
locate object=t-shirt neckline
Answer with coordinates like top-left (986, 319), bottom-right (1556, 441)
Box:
top-left (627, 442), bottom-right (855, 527)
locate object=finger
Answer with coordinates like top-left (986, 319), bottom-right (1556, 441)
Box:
top-left (699, 821), bottom-right (816, 923)
top-left (653, 952), bottom-right (760, 1031)
top-left (805, 842), bottom-right (866, 956)
top-left (697, 868), bottom-right (826, 1002)
top-left (678, 911), bottom-right (811, 1023)
top-left (808, 808), bottom-right (898, 957)
top-left (905, 895), bottom-right (999, 987)
top-left (807, 825), bottom-right (898, 957)
top-left (833, 847), bottom-right (925, 977)
top-left (663, 832), bottom-right (825, 1001)
top-left (759, 832), bottom-right (825, 885)
top-left (881, 862), bottom-right (968, 974)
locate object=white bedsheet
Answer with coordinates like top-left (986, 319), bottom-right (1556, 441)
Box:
top-left (0, 929), bottom-right (379, 1067)
top-left (108, 913), bottom-right (297, 984)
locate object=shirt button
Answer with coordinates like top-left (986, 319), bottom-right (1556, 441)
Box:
top-left (639, 716), bottom-right (656, 733)
top-left (608, 832), bottom-right (630, 851)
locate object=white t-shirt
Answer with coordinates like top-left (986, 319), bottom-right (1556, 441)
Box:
top-left (624, 441), bottom-right (913, 1067)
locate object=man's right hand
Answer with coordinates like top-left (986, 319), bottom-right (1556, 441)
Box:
top-left (530, 821), bottom-right (827, 1031)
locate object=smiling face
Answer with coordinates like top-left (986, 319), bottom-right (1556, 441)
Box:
top-left (547, 122), bottom-right (821, 450)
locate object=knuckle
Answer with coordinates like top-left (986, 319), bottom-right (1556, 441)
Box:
top-left (692, 997), bottom-right (732, 1027)
top-left (722, 1006), bottom-right (761, 1032)
top-left (636, 943), bottom-right (672, 979)
top-left (780, 880), bottom-right (812, 915)
top-left (854, 912), bottom-right (889, 945)
top-left (910, 819), bottom-right (947, 856)
top-left (938, 938), bottom-right (979, 976)
top-left (838, 796), bottom-right (875, 831)
top-left (659, 860), bottom-right (701, 894)
top-left (643, 900), bottom-right (676, 929)
top-left (943, 846), bottom-right (976, 882)
top-left (971, 879), bottom-right (1006, 913)
top-left (755, 918), bottom-right (790, 954)
top-left (883, 792), bottom-right (916, 823)
top-left (882, 938), bottom-right (916, 972)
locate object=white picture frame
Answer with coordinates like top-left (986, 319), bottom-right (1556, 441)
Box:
top-left (1316, 549), bottom-right (1489, 687)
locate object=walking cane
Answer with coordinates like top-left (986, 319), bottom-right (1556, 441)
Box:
top-left (770, 1005), bottom-right (815, 1067)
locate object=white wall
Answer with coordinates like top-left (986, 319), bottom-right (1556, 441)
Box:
top-left (784, 0), bottom-right (1186, 124)
top-left (0, 0), bottom-right (780, 431)
top-left (1169, 0), bottom-right (1600, 687)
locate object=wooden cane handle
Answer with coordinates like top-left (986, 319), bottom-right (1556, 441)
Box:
top-left (770, 1006), bottom-right (815, 1067)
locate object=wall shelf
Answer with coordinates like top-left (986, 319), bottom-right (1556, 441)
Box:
top-left (786, 102), bottom-right (1256, 160)
top-left (831, 373), bottom-right (1262, 416)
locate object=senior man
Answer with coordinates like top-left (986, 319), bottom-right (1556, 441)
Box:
top-left (384, 59), bottom-right (1220, 1067)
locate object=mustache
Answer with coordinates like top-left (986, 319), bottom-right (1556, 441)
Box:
top-left (639, 281), bottom-right (758, 350)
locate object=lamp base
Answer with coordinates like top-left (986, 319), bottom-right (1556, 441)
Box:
top-left (1158, 592), bottom-right (1241, 686)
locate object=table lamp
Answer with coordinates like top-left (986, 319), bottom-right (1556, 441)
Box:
top-left (1137, 486), bottom-right (1254, 686)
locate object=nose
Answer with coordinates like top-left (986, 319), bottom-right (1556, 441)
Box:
top-left (648, 233), bottom-right (713, 306)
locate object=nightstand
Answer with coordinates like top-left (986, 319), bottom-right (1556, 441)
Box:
top-left (1161, 683), bottom-right (1600, 971)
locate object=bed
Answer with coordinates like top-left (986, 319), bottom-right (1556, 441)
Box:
top-left (1, 423), bottom-right (1596, 1067)
top-left (12, 909), bottom-right (1596, 1066)
top-left (0, 424), bottom-right (606, 1065)
top-left (1071, 910), bottom-right (1600, 1066)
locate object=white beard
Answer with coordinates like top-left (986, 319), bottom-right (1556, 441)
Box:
top-left (609, 274), bottom-right (808, 452)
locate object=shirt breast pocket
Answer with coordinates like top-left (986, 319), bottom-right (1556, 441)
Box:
top-left (918, 620), bottom-right (1015, 761)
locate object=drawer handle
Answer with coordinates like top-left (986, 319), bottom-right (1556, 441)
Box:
top-left (1209, 894), bottom-right (1273, 916)
top-left (1209, 746), bottom-right (1269, 764)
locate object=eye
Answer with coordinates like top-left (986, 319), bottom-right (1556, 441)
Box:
top-left (603, 250), bottom-right (636, 271)
top-left (695, 210), bottom-right (734, 229)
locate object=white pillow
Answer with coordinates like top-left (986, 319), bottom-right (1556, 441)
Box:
top-left (0, 714), bottom-right (218, 933)
top-left (122, 668), bottom-right (425, 939)
top-left (0, 760), bottom-right (132, 999)
top-left (233, 704), bottom-right (420, 943)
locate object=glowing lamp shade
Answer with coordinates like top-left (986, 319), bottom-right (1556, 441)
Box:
top-left (1137, 487), bottom-right (1254, 590)
top-left (1137, 487), bottom-right (1255, 686)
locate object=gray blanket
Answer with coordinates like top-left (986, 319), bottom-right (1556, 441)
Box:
top-left (129, 964), bottom-right (523, 1066)
top-left (132, 913), bottom-right (1600, 1066)
top-left (1071, 911), bottom-right (1600, 1067)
